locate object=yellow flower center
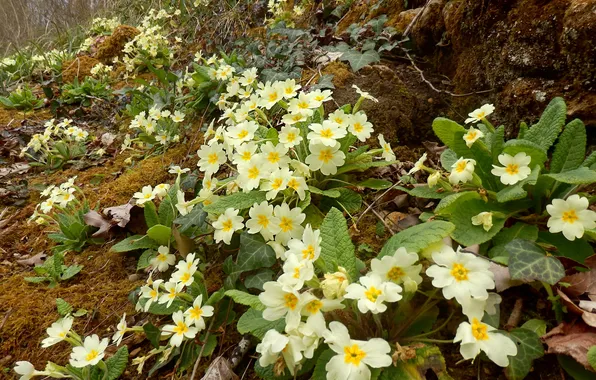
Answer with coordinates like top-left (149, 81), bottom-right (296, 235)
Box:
top-left (302, 245), bottom-right (315, 260)
top-left (298, 101), bottom-right (309, 109)
top-left (455, 161), bottom-right (467, 173)
top-left (387, 266), bottom-right (405, 282)
top-left (222, 219), bottom-right (234, 232)
top-left (284, 293), bottom-right (298, 310)
top-left (466, 131), bottom-right (477, 140)
top-left (150, 289), bottom-right (158, 299)
top-left (286, 132), bottom-right (296, 142)
top-left (180, 272), bottom-right (191, 283)
top-left (320, 128), bottom-right (334, 139)
top-left (279, 217), bottom-right (293, 232)
top-left (207, 153), bottom-right (219, 165)
top-left (505, 164), bottom-right (519, 175)
top-left (271, 178), bottom-right (283, 189)
top-left (143, 193), bottom-right (152, 199)
top-left (334, 117), bottom-right (344, 124)
top-left (237, 129), bottom-right (249, 139)
top-left (562, 209), bottom-right (579, 224)
top-left (471, 318), bottom-right (489, 340)
top-left (85, 349), bottom-right (99, 362)
top-left (293, 267), bottom-right (301, 279)
top-left (353, 123), bottom-right (363, 132)
top-left (476, 111), bottom-right (486, 119)
top-left (268, 92), bottom-right (279, 102)
top-left (318, 149), bottom-right (333, 163)
top-left (257, 214), bottom-right (269, 228)
top-left (173, 321), bottom-right (189, 335)
top-left (344, 344), bottom-right (366, 366)
top-left (168, 289), bottom-right (177, 299)
top-left (157, 254), bottom-right (168, 262)
top-left (285, 87), bottom-right (294, 95)
top-left (59, 332), bottom-right (66, 338)
top-left (267, 152), bottom-right (280, 163)
top-left (305, 300), bottom-right (323, 314)
top-left (241, 151), bottom-right (252, 161)
top-left (248, 166), bottom-right (260, 179)
top-left (451, 263), bottom-right (469, 281)
top-left (292, 114), bottom-right (303, 122)
top-left (189, 306), bottom-right (203, 320)
top-left (315, 95), bottom-right (324, 101)
top-left (287, 179), bottom-right (299, 189)
top-left (364, 286), bottom-right (382, 302)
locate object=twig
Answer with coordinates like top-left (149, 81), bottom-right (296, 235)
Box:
top-left (402, 0), bottom-right (431, 38)
top-left (354, 180), bottom-right (404, 228)
top-left (505, 298), bottom-right (523, 331)
top-left (364, 201), bottom-right (396, 235)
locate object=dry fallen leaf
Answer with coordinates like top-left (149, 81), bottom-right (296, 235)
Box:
top-left (84, 210), bottom-right (115, 238)
top-left (103, 203), bottom-right (135, 227)
top-left (201, 356), bottom-right (239, 380)
top-left (561, 270), bottom-right (596, 299)
top-left (489, 262), bottom-right (525, 292)
top-left (543, 320), bottom-right (596, 371)
top-left (16, 252), bottom-right (46, 266)
top-left (0, 162), bottom-right (29, 178)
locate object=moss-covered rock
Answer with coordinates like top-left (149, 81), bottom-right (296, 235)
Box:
top-left (95, 25), bottom-right (139, 64)
top-left (61, 55), bottom-right (100, 83)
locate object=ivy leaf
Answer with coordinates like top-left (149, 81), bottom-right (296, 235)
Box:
top-left (320, 208), bottom-right (357, 279)
top-left (112, 234), bottom-right (158, 252)
top-left (505, 328), bottom-right (544, 380)
top-left (143, 323), bottom-right (161, 349)
top-left (523, 97), bottom-right (567, 151)
top-left (236, 308), bottom-right (284, 339)
top-left (56, 298), bottom-right (73, 316)
top-left (507, 239), bottom-right (565, 285)
top-left (544, 167), bottom-right (596, 184)
top-left (224, 290), bottom-right (265, 311)
top-left (146, 224), bottom-right (171, 246)
top-left (105, 346), bottom-right (128, 380)
top-left (379, 220), bottom-right (455, 257)
top-left (173, 206), bottom-right (206, 233)
top-left (521, 319), bottom-right (547, 337)
top-left (245, 269), bottom-right (275, 291)
top-left (203, 191), bottom-right (267, 214)
top-left (551, 119), bottom-right (586, 173)
top-left (236, 232), bottom-right (276, 272)
top-left (339, 49), bottom-right (380, 72)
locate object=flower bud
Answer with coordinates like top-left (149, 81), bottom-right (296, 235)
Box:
top-left (321, 267), bottom-right (349, 299)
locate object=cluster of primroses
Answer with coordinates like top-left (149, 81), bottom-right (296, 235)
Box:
top-left (20, 118), bottom-right (89, 163)
top-left (125, 106), bottom-right (186, 149)
top-left (29, 176), bottom-right (82, 225)
top-left (409, 104), bottom-right (596, 241)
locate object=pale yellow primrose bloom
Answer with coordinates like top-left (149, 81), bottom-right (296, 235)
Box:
top-left (212, 208), bottom-right (244, 244)
top-left (69, 334), bottom-right (109, 368)
top-left (491, 152), bottom-right (531, 185)
top-left (465, 104), bottom-right (495, 124)
top-left (454, 318), bottom-right (517, 367)
top-left (547, 195), bottom-right (596, 241)
top-left (463, 126), bottom-right (484, 148)
top-left (41, 317), bottom-right (74, 348)
top-left (471, 212), bottom-right (493, 232)
top-left (449, 158), bottom-right (476, 185)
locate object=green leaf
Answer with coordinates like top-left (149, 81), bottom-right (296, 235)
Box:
top-left (502, 139), bottom-right (548, 168)
top-left (158, 183), bottom-right (179, 227)
top-left (496, 165), bottom-right (540, 202)
top-left (487, 125), bottom-right (505, 163)
top-left (434, 192), bottom-right (481, 215)
top-left (143, 323), bottom-right (161, 349)
top-left (378, 345), bottom-right (448, 380)
top-left (449, 199), bottom-right (507, 246)
top-left (137, 249), bottom-right (156, 271)
top-left (225, 290), bottom-right (264, 310)
top-left (308, 186), bottom-right (341, 198)
top-left (320, 208), bottom-right (357, 279)
top-left (440, 149), bottom-right (458, 171)
top-left (340, 49), bottom-right (380, 72)
top-left (357, 179), bottom-right (392, 189)
top-left (505, 328), bottom-right (544, 380)
top-left (146, 224), bottom-right (172, 246)
top-left (236, 308), bottom-right (284, 339)
top-left (105, 346), bottom-right (129, 380)
top-left (312, 349), bottom-right (334, 380)
top-left (538, 231), bottom-right (594, 263)
top-left (203, 191), bottom-right (267, 214)
top-left (60, 265), bottom-right (83, 280)
top-left (379, 221), bottom-right (455, 258)
top-left (559, 355), bottom-right (596, 380)
top-left (507, 239), bottom-right (565, 285)
top-left (303, 204), bottom-right (326, 229)
top-left (112, 234), bottom-right (158, 252)
top-left (523, 97), bottom-right (567, 150)
top-left (173, 206), bottom-right (206, 232)
top-left (320, 187), bottom-right (362, 214)
top-left (407, 185), bottom-right (450, 199)
top-left (544, 167), bottom-right (596, 184)
top-left (143, 202), bottom-right (160, 228)
top-left (245, 269), bottom-right (274, 291)
top-left (551, 119), bottom-right (586, 173)
top-left (138, 298), bottom-right (186, 315)
top-left (237, 232), bottom-right (276, 272)
top-left (56, 298), bottom-right (73, 316)
top-left (521, 319), bottom-right (547, 337)
top-left (432, 118), bottom-right (467, 151)
top-left (588, 346), bottom-right (596, 371)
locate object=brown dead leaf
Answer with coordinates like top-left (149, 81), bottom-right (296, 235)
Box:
top-left (84, 210), bottom-right (115, 238)
top-left (16, 252), bottom-right (46, 266)
top-left (201, 356), bottom-right (239, 380)
top-left (0, 162), bottom-right (29, 178)
top-left (489, 262), bottom-right (525, 292)
top-left (173, 226), bottom-right (194, 256)
top-left (104, 203), bottom-right (135, 227)
top-left (543, 320), bottom-right (596, 371)
top-left (561, 270), bottom-right (596, 298)
top-left (557, 288), bottom-right (585, 315)
top-left (579, 301), bottom-right (596, 312)
top-left (101, 132), bottom-right (116, 146)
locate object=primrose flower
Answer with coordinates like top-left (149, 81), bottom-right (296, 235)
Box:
top-left (232, 142), bottom-right (258, 165)
top-left (345, 273), bottom-right (402, 314)
top-left (278, 126), bottom-right (303, 148)
top-left (370, 247), bottom-right (422, 292)
top-left (282, 112), bottom-right (308, 125)
top-left (300, 293), bottom-right (344, 335)
top-left (212, 208), bottom-right (244, 244)
top-left (184, 295), bottom-right (214, 330)
top-left (112, 313), bottom-right (127, 346)
top-left (41, 317), bottom-right (74, 348)
top-left (69, 334), bottom-right (108, 368)
top-left (471, 212), bottom-right (493, 232)
top-left (408, 153), bottom-right (427, 175)
top-left (140, 279), bottom-right (163, 311)
top-left (348, 112), bottom-right (374, 142)
top-left (246, 201), bottom-right (281, 241)
top-left (281, 79), bottom-right (301, 99)
top-left (261, 141), bottom-right (291, 171)
top-left (378, 134), bottom-right (396, 162)
top-left (150, 246), bottom-right (176, 272)
top-left (256, 329), bottom-right (305, 376)
top-left (288, 93), bottom-right (315, 116)
top-left (287, 174), bottom-right (308, 200)
top-left (159, 281), bottom-right (185, 307)
top-left (14, 361), bottom-right (47, 380)
top-left (460, 293), bottom-right (502, 321)
top-left (321, 267), bottom-right (350, 299)
top-left (278, 253), bottom-right (315, 291)
top-left (428, 171), bottom-right (441, 187)
top-left (328, 109), bottom-right (351, 129)
top-left (162, 311), bottom-right (199, 347)
top-left (449, 158), bottom-right (476, 185)
top-left (237, 155), bottom-right (269, 191)
top-left (463, 126), bottom-right (484, 148)
top-left (262, 167), bottom-right (292, 200)
top-left (259, 281), bottom-right (303, 330)
top-left (352, 84), bottom-right (378, 103)
top-left (324, 322), bottom-right (391, 380)
top-left (169, 165), bottom-right (190, 175)
top-left (547, 195), bottom-right (596, 241)
top-left (454, 318), bottom-right (517, 367)
top-left (491, 152), bottom-right (531, 185)
top-left (426, 246), bottom-right (494, 304)
top-left (197, 143), bottom-right (226, 175)
top-left (286, 224), bottom-right (321, 262)
top-left (309, 89), bottom-right (333, 107)
top-left (171, 111), bottom-right (185, 123)
top-left (259, 82), bottom-right (284, 109)
top-left (273, 203), bottom-right (306, 245)
top-left (175, 190), bottom-right (195, 216)
top-left (171, 261), bottom-right (197, 287)
top-left (308, 121), bottom-right (347, 147)
top-left (305, 142), bottom-right (346, 175)
top-left (133, 185), bottom-right (155, 205)
top-left (226, 120), bottom-right (259, 145)
top-left (152, 183), bottom-right (170, 198)
top-left (465, 104), bottom-right (495, 124)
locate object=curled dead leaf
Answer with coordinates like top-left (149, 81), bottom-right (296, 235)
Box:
top-left (543, 320), bottom-right (596, 371)
top-left (200, 356), bottom-right (239, 380)
top-left (83, 210), bottom-right (114, 238)
top-left (16, 252), bottom-right (46, 266)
